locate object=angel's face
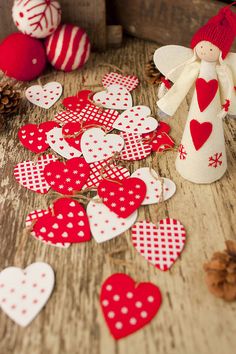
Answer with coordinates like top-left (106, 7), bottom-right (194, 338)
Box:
top-left (195, 41), bottom-right (220, 62)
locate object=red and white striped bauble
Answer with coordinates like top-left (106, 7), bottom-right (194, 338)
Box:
top-left (45, 24), bottom-right (91, 72)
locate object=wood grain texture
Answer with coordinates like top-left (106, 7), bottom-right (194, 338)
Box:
top-left (0, 37), bottom-right (236, 354)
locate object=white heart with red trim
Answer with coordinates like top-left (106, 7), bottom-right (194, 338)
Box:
top-left (81, 128), bottom-right (124, 163)
top-left (102, 72), bottom-right (139, 92)
top-left (46, 127), bottom-right (82, 159)
top-left (0, 262), bottom-right (55, 327)
top-left (25, 82), bottom-right (62, 109)
top-left (93, 84), bottom-right (132, 110)
top-left (131, 168), bottom-right (176, 205)
top-left (113, 106), bottom-right (158, 134)
top-left (87, 198), bottom-right (137, 243)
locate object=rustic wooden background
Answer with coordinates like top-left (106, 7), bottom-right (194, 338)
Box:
top-left (0, 37), bottom-right (236, 354)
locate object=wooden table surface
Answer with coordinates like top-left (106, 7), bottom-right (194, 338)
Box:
top-left (0, 38), bottom-right (236, 354)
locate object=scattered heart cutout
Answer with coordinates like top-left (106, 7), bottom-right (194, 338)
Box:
top-left (79, 104), bottom-right (119, 131)
top-left (190, 119), bottom-right (213, 151)
top-left (33, 198), bottom-right (91, 244)
top-left (46, 127), bottom-right (82, 159)
top-left (100, 273), bottom-right (162, 339)
top-left (18, 121), bottom-right (59, 153)
top-left (87, 198), bottom-right (137, 243)
top-left (131, 168), bottom-right (176, 205)
top-left (102, 72), bottom-right (139, 92)
top-left (113, 105), bottom-right (158, 134)
top-left (81, 128), bottom-right (124, 163)
top-left (0, 262), bottom-right (55, 327)
top-left (98, 177), bottom-right (146, 218)
top-left (25, 82), bottom-right (62, 109)
top-left (14, 154), bottom-right (58, 194)
top-left (132, 219), bottom-right (186, 271)
top-left (93, 84), bottom-right (132, 110)
top-left (196, 78), bottom-right (218, 112)
top-left (43, 157), bottom-right (90, 194)
top-left (142, 122), bottom-right (175, 152)
top-left (120, 132), bottom-right (152, 161)
top-left (62, 90), bottom-right (93, 112)
top-left (54, 110), bottom-right (81, 125)
top-left (62, 122), bottom-right (83, 151)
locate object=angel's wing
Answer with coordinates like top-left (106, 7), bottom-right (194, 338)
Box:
top-left (153, 45), bottom-right (194, 83)
top-left (224, 52), bottom-right (236, 85)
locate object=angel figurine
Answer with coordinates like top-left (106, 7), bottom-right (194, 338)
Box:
top-left (154, 3), bottom-right (236, 184)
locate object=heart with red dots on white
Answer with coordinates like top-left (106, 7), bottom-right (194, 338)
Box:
top-left (93, 84), bottom-right (132, 110)
top-left (25, 82), bottom-right (62, 109)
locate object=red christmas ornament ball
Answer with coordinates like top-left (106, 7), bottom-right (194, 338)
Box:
top-left (0, 33), bottom-right (47, 81)
top-left (45, 24), bottom-right (91, 72)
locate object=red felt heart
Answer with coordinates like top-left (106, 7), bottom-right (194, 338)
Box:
top-left (33, 198), bottom-right (91, 244)
top-left (18, 121), bottom-right (59, 153)
top-left (142, 122), bottom-right (174, 152)
top-left (62, 90), bottom-right (93, 112)
top-left (43, 157), bottom-right (90, 194)
top-left (196, 78), bottom-right (218, 112)
top-left (100, 273), bottom-right (162, 339)
top-left (190, 119), bottom-right (212, 151)
top-left (98, 177), bottom-right (146, 218)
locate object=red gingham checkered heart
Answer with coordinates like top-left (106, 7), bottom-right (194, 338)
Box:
top-left (14, 154), bottom-right (58, 194)
top-left (100, 273), bottom-right (162, 339)
top-left (62, 90), bottom-right (93, 112)
top-left (54, 110), bottom-right (81, 125)
top-left (79, 104), bottom-right (119, 131)
top-left (84, 158), bottom-right (130, 189)
top-left (120, 132), bottom-right (152, 161)
top-left (131, 219), bottom-right (186, 271)
top-left (102, 72), bottom-right (139, 92)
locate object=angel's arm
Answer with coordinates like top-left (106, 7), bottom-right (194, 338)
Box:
top-left (217, 64), bottom-right (236, 118)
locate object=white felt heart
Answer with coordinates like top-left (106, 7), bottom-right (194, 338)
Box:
top-left (0, 262), bottom-right (55, 327)
top-left (46, 127), bottom-right (82, 159)
top-left (25, 82), bottom-right (62, 109)
top-left (80, 128), bottom-right (124, 163)
top-left (131, 168), bottom-right (176, 205)
top-left (87, 198), bottom-right (137, 243)
top-left (113, 106), bottom-right (158, 134)
top-left (93, 84), bottom-right (132, 110)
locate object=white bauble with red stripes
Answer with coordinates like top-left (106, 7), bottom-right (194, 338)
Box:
top-left (45, 24), bottom-right (91, 72)
top-left (12, 0), bottom-right (61, 39)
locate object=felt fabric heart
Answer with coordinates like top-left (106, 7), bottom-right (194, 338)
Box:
top-left (190, 119), bottom-right (213, 151)
top-left (79, 104), bottom-right (119, 131)
top-left (81, 128), bottom-right (124, 163)
top-left (100, 273), bottom-right (162, 339)
top-left (62, 90), bottom-right (92, 112)
top-left (46, 127), bottom-right (82, 159)
top-left (196, 78), bottom-right (218, 112)
top-left (131, 168), bottom-right (176, 205)
top-left (93, 84), bottom-right (132, 110)
top-left (33, 198), bottom-right (91, 244)
top-left (18, 121), bottom-right (59, 153)
top-left (142, 122), bottom-right (175, 152)
top-left (54, 110), bottom-right (81, 125)
top-left (102, 72), bottom-right (139, 92)
top-left (62, 122), bottom-right (88, 151)
top-left (87, 198), bottom-right (137, 243)
top-left (113, 106), bottom-right (158, 134)
top-left (43, 157), bottom-right (90, 194)
top-left (97, 177), bottom-right (146, 218)
top-left (120, 132), bottom-right (152, 161)
top-left (14, 154), bottom-right (58, 194)
top-left (25, 82), bottom-right (62, 109)
top-left (132, 219), bottom-right (186, 271)
top-left (0, 262), bottom-right (55, 327)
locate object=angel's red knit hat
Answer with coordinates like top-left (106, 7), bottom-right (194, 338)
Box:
top-left (191, 3), bottom-right (236, 59)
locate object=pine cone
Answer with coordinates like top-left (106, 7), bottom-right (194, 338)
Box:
top-left (0, 82), bottom-right (21, 116)
top-left (204, 240), bottom-right (236, 301)
top-left (145, 53), bottom-right (162, 85)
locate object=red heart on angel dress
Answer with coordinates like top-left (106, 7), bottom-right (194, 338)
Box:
top-left (18, 121), bottom-right (59, 153)
top-left (97, 177), bottom-right (146, 218)
top-left (196, 78), bottom-right (218, 112)
top-left (100, 273), bottom-right (162, 339)
top-left (43, 157), bottom-right (90, 194)
top-left (102, 72), bottom-right (139, 92)
top-left (33, 198), bottom-right (91, 244)
top-left (190, 119), bottom-right (212, 151)
top-left (62, 90), bottom-right (93, 112)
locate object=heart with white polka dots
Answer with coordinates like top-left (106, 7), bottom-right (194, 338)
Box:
top-left (113, 106), bottom-right (158, 134)
top-left (0, 262), bottom-right (55, 327)
top-left (46, 127), bottom-right (82, 159)
top-left (100, 273), bottom-right (162, 339)
top-left (93, 84), bottom-right (132, 110)
top-left (87, 198), bottom-right (137, 243)
top-left (62, 90), bottom-right (92, 112)
top-left (131, 168), bottom-right (176, 205)
top-left (80, 128), bottom-right (124, 163)
top-left (25, 82), bottom-right (62, 109)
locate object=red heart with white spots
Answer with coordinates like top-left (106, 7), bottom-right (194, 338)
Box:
top-left (25, 82), bottom-right (62, 109)
top-left (93, 85), bottom-right (132, 110)
top-left (62, 90), bottom-right (93, 112)
top-left (97, 177), bottom-right (146, 218)
top-left (33, 198), bottom-right (91, 244)
top-left (46, 127), bottom-right (82, 159)
top-left (142, 122), bottom-right (175, 152)
top-left (18, 121), bottom-right (59, 153)
top-left (43, 157), bottom-right (90, 195)
top-left (54, 110), bottom-right (81, 125)
top-left (131, 219), bottom-right (186, 271)
top-left (120, 132), bottom-right (152, 161)
top-left (79, 104), bottom-right (119, 131)
top-left (14, 154), bottom-right (58, 194)
top-left (100, 273), bottom-right (162, 339)
top-left (102, 72), bottom-right (139, 92)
